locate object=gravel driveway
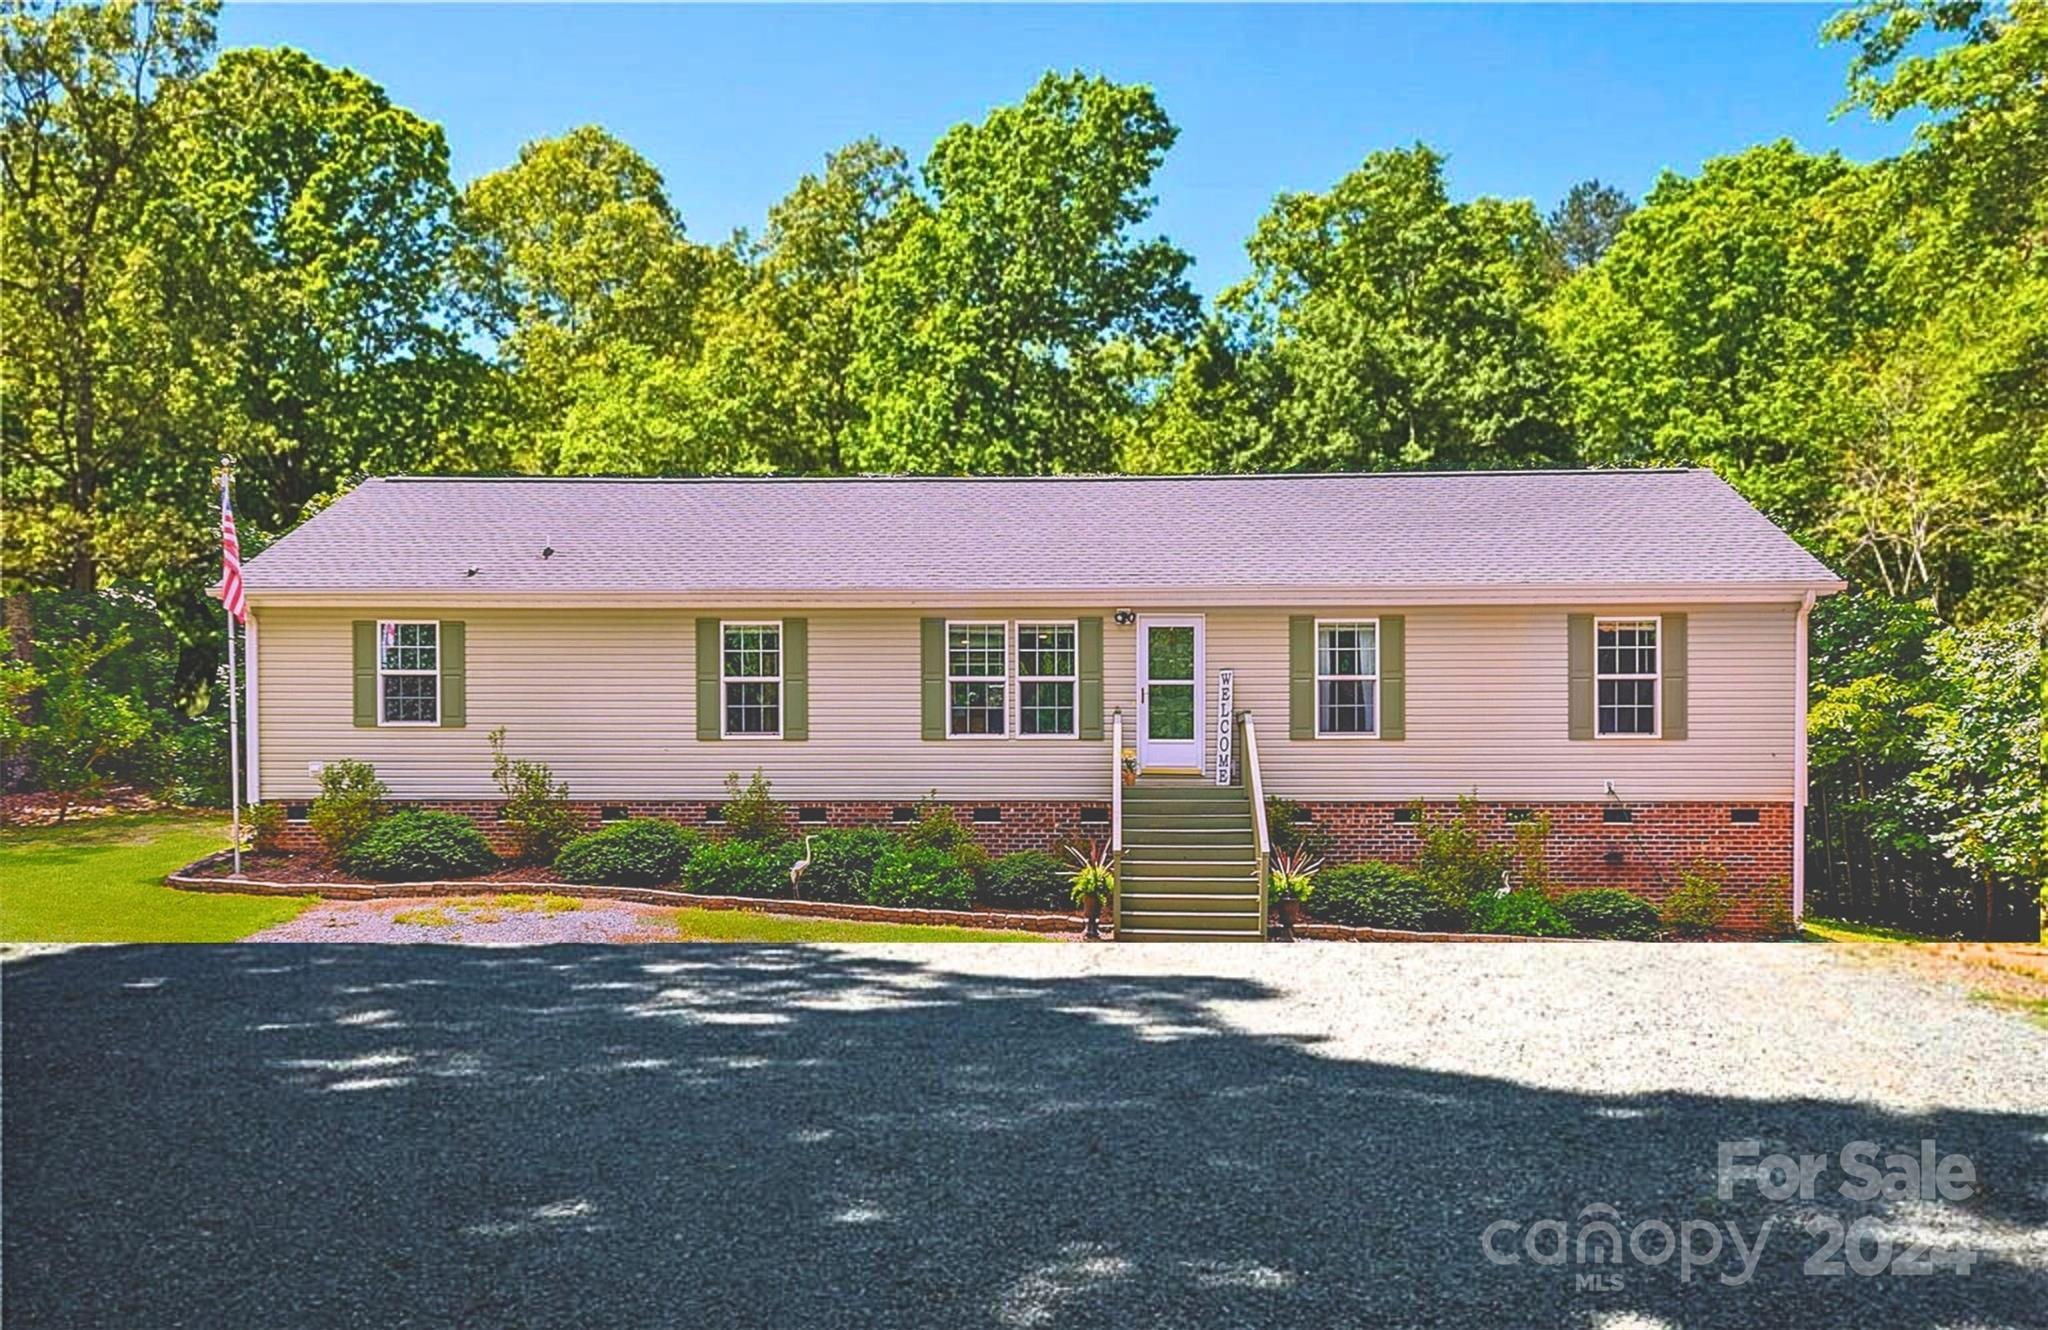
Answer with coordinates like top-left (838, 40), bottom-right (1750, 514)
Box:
top-left (5, 943), bottom-right (2044, 1328)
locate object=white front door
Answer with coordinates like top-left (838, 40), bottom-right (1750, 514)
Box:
top-left (1137, 616), bottom-right (1204, 773)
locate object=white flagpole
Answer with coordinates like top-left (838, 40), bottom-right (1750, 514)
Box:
top-left (223, 467), bottom-right (244, 877)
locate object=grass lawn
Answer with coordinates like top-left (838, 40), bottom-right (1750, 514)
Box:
top-left (673, 906), bottom-right (1052, 943)
top-left (1800, 915), bottom-right (1948, 944)
top-left (0, 813), bottom-right (312, 943)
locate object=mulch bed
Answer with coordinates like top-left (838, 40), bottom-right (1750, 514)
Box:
top-left (170, 849), bottom-right (1101, 937)
top-left (0, 785), bottom-right (165, 828)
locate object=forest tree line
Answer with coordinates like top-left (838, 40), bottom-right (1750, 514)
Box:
top-left (3, 0), bottom-right (2041, 931)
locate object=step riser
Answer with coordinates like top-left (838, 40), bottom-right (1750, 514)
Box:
top-left (1121, 844), bottom-right (1257, 862)
top-left (1121, 895), bottom-right (1262, 913)
top-left (1119, 879), bottom-right (1261, 897)
top-left (1116, 931), bottom-right (1264, 943)
top-left (1123, 864), bottom-right (1257, 882)
top-left (1123, 914), bottom-right (1261, 932)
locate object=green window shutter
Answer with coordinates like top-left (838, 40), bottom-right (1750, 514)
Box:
top-left (781, 617), bottom-right (808, 741)
top-left (352, 621), bottom-right (377, 727)
top-left (1661, 612), bottom-right (1688, 740)
top-left (920, 617), bottom-right (946, 741)
top-left (1568, 613), bottom-right (1594, 740)
top-left (439, 621), bottom-right (466, 728)
top-left (1077, 616), bottom-right (1104, 741)
top-left (696, 618), bottom-right (722, 741)
top-left (1289, 615), bottom-right (1314, 740)
top-left (1379, 615), bottom-right (1406, 740)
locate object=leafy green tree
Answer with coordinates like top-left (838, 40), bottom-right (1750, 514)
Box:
top-left (1911, 618), bottom-right (2045, 935)
top-left (850, 72), bottom-right (1199, 474)
top-left (1, 0), bottom-right (219, 596)
top-left (1157, 145), bottom-right (1569, 474)
top-left (0, 625), bottom-right (164, 821)
top-left (689, 139), bottom-right (916, 473)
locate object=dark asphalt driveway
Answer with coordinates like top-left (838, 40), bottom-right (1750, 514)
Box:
top-left (4, 944), bottom-right (2044, 1328)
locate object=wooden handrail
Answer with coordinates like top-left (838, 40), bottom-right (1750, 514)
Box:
top-left (1241, 712), bottom-right (1271, 940)
top-left (1110, 709), bottom-right (1124, 940)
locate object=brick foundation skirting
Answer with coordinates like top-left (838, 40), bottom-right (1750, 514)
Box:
top-left (265, 796), bottom-right (1794, 930)
top-left (1290, 800), bottom-right (1795, 930)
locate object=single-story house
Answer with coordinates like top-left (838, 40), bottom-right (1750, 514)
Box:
top-left (236, 469), bottom-right (1843, 938)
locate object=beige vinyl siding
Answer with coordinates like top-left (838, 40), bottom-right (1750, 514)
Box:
top-left (257, 607), bottom-right (1131, 801)
top-left (255, 601), bottom-right (1796, 804)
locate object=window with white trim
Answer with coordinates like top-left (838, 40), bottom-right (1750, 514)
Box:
top-left (378, 621), bottom-right (440, 725)
top-left (1016, 622), bottom-right (1077, 737)
top-left (1315, 620), bottom-right (1378, 736)
top-left (722, 622), bottom-right (781, 736)
top-left (947, 623), bottom-right (1007, 737)
top-left (1596, 618), bottom-right (1659, 737)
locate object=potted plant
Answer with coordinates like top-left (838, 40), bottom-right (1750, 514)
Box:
top-left (1067, 840), bottom-right (1115, 940)
top-left (1269, 848), bottom-right (1321, 941)
top-left (1120, 750), bottom-right (1138, 786)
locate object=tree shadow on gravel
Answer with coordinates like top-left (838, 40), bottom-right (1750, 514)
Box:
top-left (4, 944), bottom-right (2044, 1329)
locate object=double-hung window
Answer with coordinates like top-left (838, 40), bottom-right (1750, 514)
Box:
top-left (378, 621), bottom-right (440, 725)
top-left (722, 622), bottom-right (782, 737)
top-left (947, 623), bottom-right (1008, 737)
top-left (1595, 618), bottom-right (1659, 737)
top-left (1315, 620), bottom-right (1378, 736)
top-left (1016, 622), bottom-right (1077, 738)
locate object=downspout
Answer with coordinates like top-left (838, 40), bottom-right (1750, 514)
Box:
top-left (1792, 591), bottom-right (1815, 924)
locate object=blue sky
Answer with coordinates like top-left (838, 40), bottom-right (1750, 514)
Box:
top-left (216, 4), bottom-right (1915, 295)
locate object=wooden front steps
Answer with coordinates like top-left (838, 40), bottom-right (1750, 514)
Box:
top-left (1117, 779), bottom-right (1264, 942)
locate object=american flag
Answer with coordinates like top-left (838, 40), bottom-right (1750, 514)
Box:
top-left (220, 482), bottom-right (248, 624)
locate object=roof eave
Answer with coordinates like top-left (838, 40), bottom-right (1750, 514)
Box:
top-left (243, 577), bottom-right (1848, 610)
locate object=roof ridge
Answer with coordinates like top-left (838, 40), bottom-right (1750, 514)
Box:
top-left (374, 467), bottom-right (1701, 485)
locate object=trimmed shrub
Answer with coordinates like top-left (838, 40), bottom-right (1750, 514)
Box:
top-left (1313, 862), bottom-right (1456, 931)
top-left (720, 769), bottom-right (788, 844)
top-left (245, 802), bottom-right (286, 853)
top-left (1470, 888), bottom-right (1574, 937)
top-left (309, 759), bottom-right (388, 856)
top-left (1662, 863), bottom-right (1731, 936)
top-left (901, 794), bottom-right (990, 881)
top-left (1413, 795), bottom-right (1510, 918)
top-left (864, 844), bottom-right (975, 909)
top-left (1556, 888), bottom-right (1662, 940)
top-left (683, 837), bottom-right (801, 899)
top-left (555, 819), bottom-right (699, 887)
top-left (798, 828), bottom-right (900, 903)
top-left (340, 810), bottom-right (495, 881)
top-left (490, 726), bottom-right (578, 864)
top-left (981, 850), bottom-right (1069, 910)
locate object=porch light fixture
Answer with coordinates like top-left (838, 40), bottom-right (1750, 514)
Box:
top-left (1113, 609), bottom-right (1135, 626)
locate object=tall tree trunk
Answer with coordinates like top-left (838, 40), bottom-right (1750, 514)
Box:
top-left (2, 593), bottom-right (33, 791)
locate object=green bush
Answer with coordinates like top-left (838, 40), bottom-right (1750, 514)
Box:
top-left (864, 844), bottom-right (975, 909)
top-left (981, 850), bottom-right (1069, 910)
top-left (1662, 863), bottom-right (1731, 936)
top-left (1413, 795), bottom-right (1510, 918)
top-left (1313, 862), bottom-right (1456, 931)
top-left (340, 810), bottom-right (495, 881)
top-left (1470, 888), bottom-right (1574, 937)
top-left (1265, 796), bottom-right (1335, 860)
top-left (683, 837), bottom-right (801, 898)
top-left (309, 759), bottom-right (388, 856)
top-left (555, 819), bottom-right (699, 887)
top-left (490, 726), bottom-right (578, 864)
top-left (901, 794), bottom-right (990, 880)
top-left (798, 828), bottom-right (900, 903)
top-left (720, 769), bottom-right (788, 844)
top-left (1556, 888), bottom-right (1662, 940)
top-left (245, 802), bottom-right (286, 853)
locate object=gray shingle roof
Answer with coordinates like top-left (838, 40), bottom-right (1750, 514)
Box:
top-left (241, 469), bottom-right (1841, 598)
